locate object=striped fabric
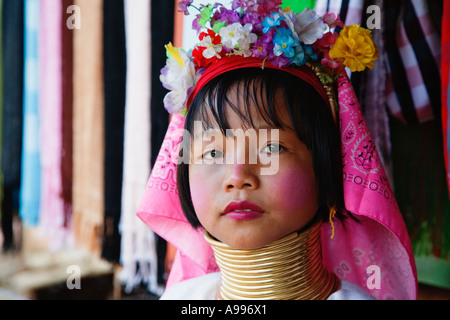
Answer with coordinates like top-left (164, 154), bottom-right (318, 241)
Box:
top-left (315, 0), bottom-right (441, 124)
top-left (384, 0), bottom-right (441, 124)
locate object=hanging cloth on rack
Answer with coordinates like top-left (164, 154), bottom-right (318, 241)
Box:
top-left (102, 0), bottom-right (126, 263)
top-left (119, 0), bottom-right (162, 295)
top-left (39, 0), bottom-right (68, 250)
top-left (443, 0), bottom-right (450, 199)
top-left (384, 0), bottom-right (441, 124)
top-left (61, 0), bottom-right (74, 232)
top-left (71, 0), bottom-right (104, 254)
top-left (1, 0), bottom-right (24, 251)
top-left (20, 0), bottom-right (41, 227)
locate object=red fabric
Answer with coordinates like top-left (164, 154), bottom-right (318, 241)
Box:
top-left (186, 55), bottom-right (329, 109)
top-left (442, 0), bottom-right (450, 197)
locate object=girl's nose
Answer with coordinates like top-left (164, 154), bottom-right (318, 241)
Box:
top-left (223, 163), bottom-right (260, 192)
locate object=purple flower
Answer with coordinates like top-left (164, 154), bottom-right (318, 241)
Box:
top-left (231, 0), bottom-right (258, 13)
top-left (178, 0), bottom-right (193, 15)
top-left (212, 6), bottom-right (240, 24)
top-left (192, 13), bottom-right (202, 33)
top-left (243, 12), bottom-right (263, 33)
top-left (268, 51), bottom-right (290, 68)
top-left (250, 35), bottom-right (273, 59)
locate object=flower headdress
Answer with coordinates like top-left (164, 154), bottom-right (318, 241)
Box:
top-left (161, 0), bottom-right (379, 115)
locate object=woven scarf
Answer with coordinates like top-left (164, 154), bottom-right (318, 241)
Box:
top-left (39, 0), bottom-right (68, 249)
top-left (102, 0), bottom-right (126, 264)
top-left (119, 0), bottom-right (163, 296)
top-left (72, 0), bottom-right (104, 254)
top-left (61, 0), bottom-right (74, 231)
top-left (1, 0), bottom-right (24, 251)
top-left (20, 0), bottom-right (41, 227)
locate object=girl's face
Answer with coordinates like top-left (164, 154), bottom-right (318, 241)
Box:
top-left (189, 86), bottom-right (319, 250)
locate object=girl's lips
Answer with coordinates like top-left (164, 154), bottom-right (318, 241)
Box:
top-left (223, 200), bottom-right (264, 221)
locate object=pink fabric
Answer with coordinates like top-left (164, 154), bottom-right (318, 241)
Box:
top-left (137, 62), bottom-right (417, 300)
top-left (39, 0), bottom-right (68, 249)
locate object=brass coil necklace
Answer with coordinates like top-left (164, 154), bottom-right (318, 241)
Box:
top-left (204, 220), bottom-right (340, 300)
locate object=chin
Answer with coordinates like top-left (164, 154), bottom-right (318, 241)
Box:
top-left (220, 235), bottom-right (277, 250)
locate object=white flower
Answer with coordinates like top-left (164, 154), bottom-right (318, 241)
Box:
top-left (219, 22), bottom-right (257, 50)
top-left (220, 22), bottom-right (243, 48)
top-left (294, 8), bottom-right (327, 44)
top-left (280, 8), bottom-right (326, 45)
top-left (160, 48), bottom-right (198, 113)
top-left (199, 35), bottom-right (223, 59)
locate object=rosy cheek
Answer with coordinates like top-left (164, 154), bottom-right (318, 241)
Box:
top-left (270, 168), bottom-right (317, 213)
top-left (189, 171), bottom-right (212, 220)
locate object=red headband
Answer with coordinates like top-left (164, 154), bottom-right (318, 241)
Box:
top-left (185, 55), bottom-right (330, 110)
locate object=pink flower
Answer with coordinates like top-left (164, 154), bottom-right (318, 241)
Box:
top-left (323, 13), bottom-right (344, 28)
top-left (313, 31), bottom-right (337, 54)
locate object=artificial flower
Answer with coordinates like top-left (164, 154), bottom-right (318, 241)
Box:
top-left (238, 24), bottom-right (258, 49)
top-left (262, 12), bottom-right (285, 34)
top-left (257, 0), bottom-right (282, 17)
top-left (212, 6), bottom-right (240, 25)
top-left (197, 4), bottom-right (214, 27)
top-left (291, 8), bottom-right (327, 44)
top-left (268, 50), bottom-right (290, 68)
top-left (199, 34), bottom-right (223, 59)
top-left (178, 0), bottom-right (194, 15)
top-left (329, 25), bottom-right (379, 72)
top-left (250, 34), bottom-right (273, 59)
top-left (231, 0), bottom-right (258, 13)
top-left (290, 45), bottom-right (305, 66)
top-left (160, 1), bottom-right (379, 114)
top-left (273, 28), bottom-right (298, 58)
top-left (219, 22), bottom-right (246, 48)
top-left (160, 44), bottom-right (197, 113)
top-left (323, 12), bottom-right (344, 29)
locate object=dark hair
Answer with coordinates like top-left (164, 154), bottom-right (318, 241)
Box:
top-left (177, 67), bottom-right (350, 229)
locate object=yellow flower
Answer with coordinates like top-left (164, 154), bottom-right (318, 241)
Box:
top-left (329, 25), bottom-right (379, 72)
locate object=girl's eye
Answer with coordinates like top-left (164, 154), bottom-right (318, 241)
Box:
top-left (261, 143), bottom-right (284, 154)
top-left (202, 149), bottom-right (223, 160)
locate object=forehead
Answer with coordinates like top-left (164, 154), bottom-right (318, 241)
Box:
top-left (195, 81), bottom-right (294, 132)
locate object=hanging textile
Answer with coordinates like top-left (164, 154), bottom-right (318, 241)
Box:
top-left (19, 0), bottom-right (40, 227)
top-left (384, 0), bottom-right (441, 124)
top-left (1, 0), bottom-right (24, 251)
top-left (443, 0), bottom-right (450, 198)
top-left (102, 0), bottom-right (126, 263)
top-left (352, 0), bottom-right (392, 180)
top-left (119, 0), bottom-right (162, 295)
top-left (150, 0), bottom-right (174, 289)
top-left (39, 0), bottom-right (68, 250)
top-left (71, 0), bottom-right (104, 254)
top-left (314, 0), bottom-right (364, 25)
top-left (0, 0), bottom-right (4, 249)
top-left (61, 0), bottom-right (74, 233)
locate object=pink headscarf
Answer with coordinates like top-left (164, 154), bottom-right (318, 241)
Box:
top-left (137, 56), bottom-right (417, 300)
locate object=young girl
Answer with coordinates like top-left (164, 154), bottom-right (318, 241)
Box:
top-left (138, 1), bottom-right (417, 300)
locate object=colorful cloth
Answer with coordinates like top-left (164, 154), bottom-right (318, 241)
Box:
top-left (384, 0), bottom-right (441, 124)
top-left (20, 0), bottom-right (41, 227)
top-left (71, 0), bottom-right (104, 254)
top-left (443, 0), bottom-right (450, 198)
top-left (39, 0), bottom-right (68, 249)
top-left (137, 55), bottom-right (417, 299)
top-left (102, 0), bottom-right (126, 263)
top-left (119, 0), bottom-right (163, 296)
